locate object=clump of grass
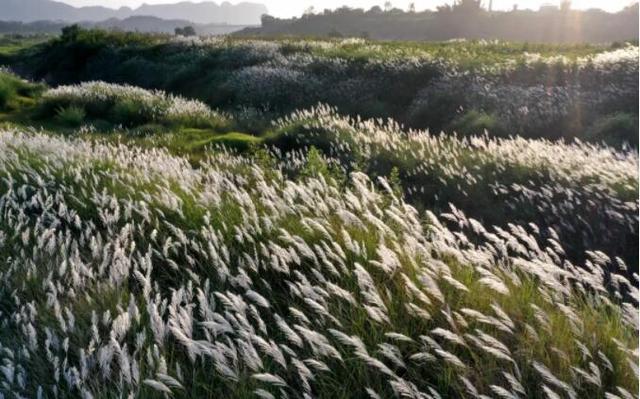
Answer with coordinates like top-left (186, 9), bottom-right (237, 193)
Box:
top-left (267, 105), bottom-right (639, 267)
top-left (0, 77), bottom-right (17, 109)
top-left (55, 105), bottom-right (86, 127)
top-left (208, 131), bottom-right (261, 152)
top-left (449, 110), bottom-right (508, 137)
top-left (110, 97), bottom-right (153, 127)
top-left (0, 69), bottom-right (44, 111)
top-left (40, 81), bottom-right (228, 130)
top-left (20, 29), bottom-right (639, 146)
top-left (0, 129), bottom-right (635, 399)
top-left (587, 112), bottom-right (639, 148)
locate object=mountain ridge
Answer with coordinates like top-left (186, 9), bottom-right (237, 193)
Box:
top-left (0, 16), bottom-right (253, 35)
top-left (0, 0), bottom-right (268, 25)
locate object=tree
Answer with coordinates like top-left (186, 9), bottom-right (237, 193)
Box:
top-left (408, 2), bottom-right (416, 12)
top-left (336, 6), bottom-right (354, 14)
top-left (175, 26), bottom-right (196, 36)
top-left (303, 6), bottom-right (315, 16)
top-left (183, 26), bottom-right (196, 36)
top-left (452, 0), bottom-right (483, 14)
top-left (261, 14), bottom-right (277, 27)
top-left (384, 1), bottom-right (393, 12)
top-left (61, 24), bottom-right (81, 41)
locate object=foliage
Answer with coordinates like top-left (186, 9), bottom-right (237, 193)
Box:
top-left (0, 68), bottom-right (44, 110)
top-left (239, 3), bottom-right (639, 43)
top-left (54, 105), bottom-right (86, 127)
top-left (586, 112), bottom-right (639, 148)
top-left (0, 34), bottom-right (50, 64)
top-left (0, 34), bottom-right (636, 399)
top-left (0, 129), bottom-right (635, 399)
top-left (300, 146), bottom-right (330, 178)
top-left (39, 81), bottom-right (228, 129)
top-left (14, 29), bottom-right (639, 146)
top-left (267, 105), bottom-right (639, 268)
top-left (0, 75), bottom-right (16, 110)
top-left (448, 110), bottom-right (507, 138)
top-left (175, 26), bottom-right (197, 37)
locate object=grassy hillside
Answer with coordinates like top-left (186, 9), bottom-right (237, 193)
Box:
top-left (0, 70), bottom-right (637, 268)
top-left (8, 29), bottom-right (639, 147)
top-left (0, 128), bottom-right (637, 398)
top-left (0, 36), bottom-right (637, 399)
top-left (0, 34), bottom-right (50, 65)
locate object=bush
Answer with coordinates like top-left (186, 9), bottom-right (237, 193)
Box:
top-left (301, 146), bottom-right (331, 179)
top-left (0, 78), bottom-right (16, 110)
top-left (0, 69), bottom-right (44, 111)
top-left (20, 31), bottom-right (638, 146)
top-left (586, 112), bottom-right (639, 148)
top-left (111, 98), bottom-right (153, 127)
top-left (268, 105), bottom-right (638, 268)
top-left (55, 105), bottom-right (86, 127)
top-left (41, 82), bottom-right (226, 130)
top-left (448, 110), bottom-right (508, 137)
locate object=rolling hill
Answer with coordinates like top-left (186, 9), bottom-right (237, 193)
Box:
top-left (0, 0), bottom-right (268, 25)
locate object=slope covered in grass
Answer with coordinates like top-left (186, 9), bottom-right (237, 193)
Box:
top-left (0, 129), bottom-right (637, 398)
top-left (0, 77), bottom-right (637, 269)
top-left (39, 81), bottom-right (228, 129)
top-left (11, 29), bottom-right (639, 146)
top-left (267, 105), bottom-right (639, 269)
top-left (0, 67), bottom-right (44, 112)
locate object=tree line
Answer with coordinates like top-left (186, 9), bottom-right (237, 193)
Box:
top-left (238, 0), bottom-right (639, 43)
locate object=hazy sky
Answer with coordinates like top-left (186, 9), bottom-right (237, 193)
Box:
top-left (56, 0), bottom-right (634, 18)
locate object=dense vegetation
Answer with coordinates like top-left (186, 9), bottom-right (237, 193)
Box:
top-left (0, 66), bottom-right (44, 110)
top-left (0, 32), bottom-right (637, 399)
top-left (7, 29), bottom-right (639, 148)
top-left (243, 2), bottom-right (639, 43)
top-left (0, 124), bottom-right (637, 399)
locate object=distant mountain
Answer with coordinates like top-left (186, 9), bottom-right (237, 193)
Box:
top-left (94, 16), bottom-right (250, 34)
top-left (129, 2), bottom-right (267, 25)
top-left (1, 0), bottom-right (118, 22)
top-left (0, 0), bottom-right (268, 25)
top-left (0, 16), bottom-right (252, 35)
top-left (94, 16), bottom-right (194, 33)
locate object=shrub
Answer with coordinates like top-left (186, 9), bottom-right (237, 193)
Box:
top-left (448, 110), bottom-right (508, 137)
top-left (587, 112), bottom-right (639, 148)
top-left (22, 30), bottom-right (637, 146)
top-left (269, 105), bottom-right (638, 267)
top-left (41, 82), bottom-right (226, 129)
top-left (55, 105), bottom-right (86, 127)
top-left (0, 78), bottom-right (16, 110)
top-left (301, 146), bottom-right (331, 179)
top-left (111, 98), bottom-right (153, 127)
top-left (0, 69), bottom-right (44, 110)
